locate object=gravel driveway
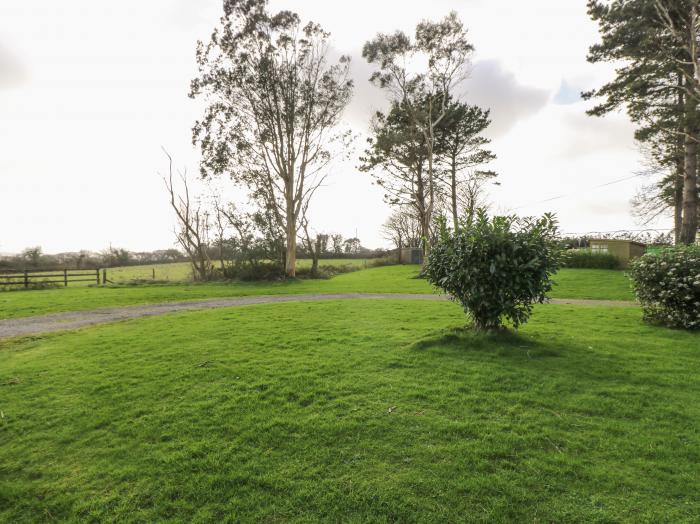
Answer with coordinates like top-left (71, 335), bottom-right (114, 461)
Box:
top-left (0, 293), bottom-right (636, 340)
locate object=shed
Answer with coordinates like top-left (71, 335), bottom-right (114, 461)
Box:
top-left (399, 247), bottom-right (424, 265)
top-left (589, 239), bottom-right (646, 268)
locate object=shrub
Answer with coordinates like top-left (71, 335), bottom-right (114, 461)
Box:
top-left (629, 245), bottom-right (700, 330)
top-left (367, 256), bottom-right (397, 268)
top-left (222, 261), bottom-right (284, 281)
top-left (296, 262), bottom-right (360, 279)
top-left (425, 212), bottom-right (561, 331)
top-left (562, 249), bottom-right (620, 269)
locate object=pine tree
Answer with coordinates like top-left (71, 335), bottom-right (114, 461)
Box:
top-left (585, 0), bottom-right (699, 244)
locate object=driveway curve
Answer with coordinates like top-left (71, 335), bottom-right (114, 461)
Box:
top-left (0, 293), bottom-right (636, 340)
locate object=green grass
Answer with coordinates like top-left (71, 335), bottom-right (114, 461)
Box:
top-left (41, 259), bottom-right (376, 285)
top-left (549, 268), bottom-right (634, 300)
top-left (0, 266), bottom-right (634, 319)
top-left (1, 300), bottom-right (698, 521)
top-left (108, 259), bottom-right (378, 283)
top-left (107, 261), bottom-right (193, 283)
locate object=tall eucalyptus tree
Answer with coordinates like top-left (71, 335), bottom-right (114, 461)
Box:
top-left (190, 0), bottom-right (353, 276)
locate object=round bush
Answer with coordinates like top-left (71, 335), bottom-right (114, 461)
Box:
top-left (629, 245), bottom-right (700, 330)
top-left (425, 212), bottom-right (561, 331)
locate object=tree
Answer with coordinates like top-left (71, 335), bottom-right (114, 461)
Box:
top-left (315, 233), bottom-right (330, 255)
top-left (330, 234), bottom-right (344, 254)
top-left (300, 215), bottom-right (320, 276)
top-left (363, 12), bottom-right (473, 256)
top-left (360, 99), bottom-right (436, 254)
top-left (191, 0), bottom-right (353, 277)
top-left (585, 0), bottom-right (699, 244)
top-left (343, 237), bottom-right (361, 254)
top-left (457, 169), bottom-right (499, 223)
top-left (212, 200), bottom-right (230, 272)
top-left (437, 100), bottom-right (496, 229)
top-left (631, 141), bottom-right (686, 240)
top-left (651, 0), bottom-right (700, 243)
top-left (382, 207), bottom-right (423, 256)
top-left (102, 247), bottom-right (131, 267)
top-left (163, 151), bottom-right (213, 281)
top-left (21, 246), bottom-right (42, 267)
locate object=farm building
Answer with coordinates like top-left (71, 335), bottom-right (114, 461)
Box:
top-left (589, 239), bottom-right (646, 268)
top-left (399, 247), bottom-right (424, 265)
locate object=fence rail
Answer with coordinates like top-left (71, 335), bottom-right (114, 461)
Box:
top-left (0, 268), bottom-right (105, 288)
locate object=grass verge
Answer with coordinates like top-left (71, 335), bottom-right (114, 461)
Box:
top-left (0, 266), bottom-right (634, 320)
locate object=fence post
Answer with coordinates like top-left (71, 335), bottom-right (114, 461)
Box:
top-left (24, 270), bottom-right (29, 289)
top-left (96, 268), bottom-right (100, 286)
top-left (152, 267), bottom-right (155, 280)
top-left (102, 268), bottom-right (107, 285)
top-left (64, 269), bottom-right (68, 287)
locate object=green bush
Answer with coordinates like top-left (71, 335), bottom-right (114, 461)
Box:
top-left (425, 212), bottom-right (561, 331)
top-left (629, 245), bottom-right (700, 330)
top-left (296, 263), bottom-right (360, 279)
top-left (222, 262), bottom-right (284, 281)
top-left (562, 249), bottom-right (620, 269)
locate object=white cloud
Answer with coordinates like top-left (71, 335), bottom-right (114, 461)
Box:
top-left (462, 60), bottom-right (550, 138)
top-left (0, 43), bottom-right (26, 88)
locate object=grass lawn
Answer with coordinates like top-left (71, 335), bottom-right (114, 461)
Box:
top-left (549, 268), bottom-right (634, 301)
top-left (1, 300), bottom-right (698, 521)
top-left (0, 266), bottom-right (635, 319)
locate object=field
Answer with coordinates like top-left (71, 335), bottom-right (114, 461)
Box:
top-left (2, 264), bottom-right (697, 521)
top-left (106, 259), bottom-right (376, 284)
top-left (0, 259), bottom-right (378, 290)
top-left (0, 265), bottom-right (634, 320)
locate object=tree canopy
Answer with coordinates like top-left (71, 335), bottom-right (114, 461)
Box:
top-left (190, 0), bottom-right (353, 276)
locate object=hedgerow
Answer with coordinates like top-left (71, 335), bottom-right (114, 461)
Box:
top-left (562, 249), bottom-right (620, 269)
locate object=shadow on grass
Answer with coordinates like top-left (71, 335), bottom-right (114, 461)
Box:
top-left (407, 325), bottom-right (645, 395)
top-left (409, 326), bottom-right (561, 360)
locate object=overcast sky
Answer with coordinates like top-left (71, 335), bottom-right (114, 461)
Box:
top-left (0, 0), bottom-right (669, 254)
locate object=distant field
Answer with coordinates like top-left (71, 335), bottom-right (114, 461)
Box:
top-left (107, 262), bottom-right (192, 283)
top-left (0, 260), bottom-right (377, 288)
top-left (107, 259), bottom-right (374, 283)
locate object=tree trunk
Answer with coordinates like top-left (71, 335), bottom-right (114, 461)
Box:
top-left (311, 237), bottom-right (320, 276)
top-left (421, 216), bottom-right (431, 261)
top-left (680, 133), bottom-right (698, 244)
top-left (198, 246), bottom-right (209, 281)
top-left (415, 165), bottom-right (430, 262)
top-left (451, 156), bottom-right (458, 231)
top-left (284, 160), bottom-right (297, 276)
top-left (675, 76), bottom-right (685, 245)
top-left (285, 219), bottom-right (297, 277)
top-left (426, 143), bottom-right (435, 256)
top-left (674, 160), bottom-right (684, 244)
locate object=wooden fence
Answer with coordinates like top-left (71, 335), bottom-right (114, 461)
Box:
top-left (0, 268), bottom-right (105, 288)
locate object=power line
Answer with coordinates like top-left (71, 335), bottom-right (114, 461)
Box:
top-left (561, 227), bottom-right (672, 236)
top-left (512, 173), bottom-right (646, 211)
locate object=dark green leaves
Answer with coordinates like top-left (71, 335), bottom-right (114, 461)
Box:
top-left (425, 211), bottom-right (562, 331)
top-left (630, 245), bottom-right (700, 329)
